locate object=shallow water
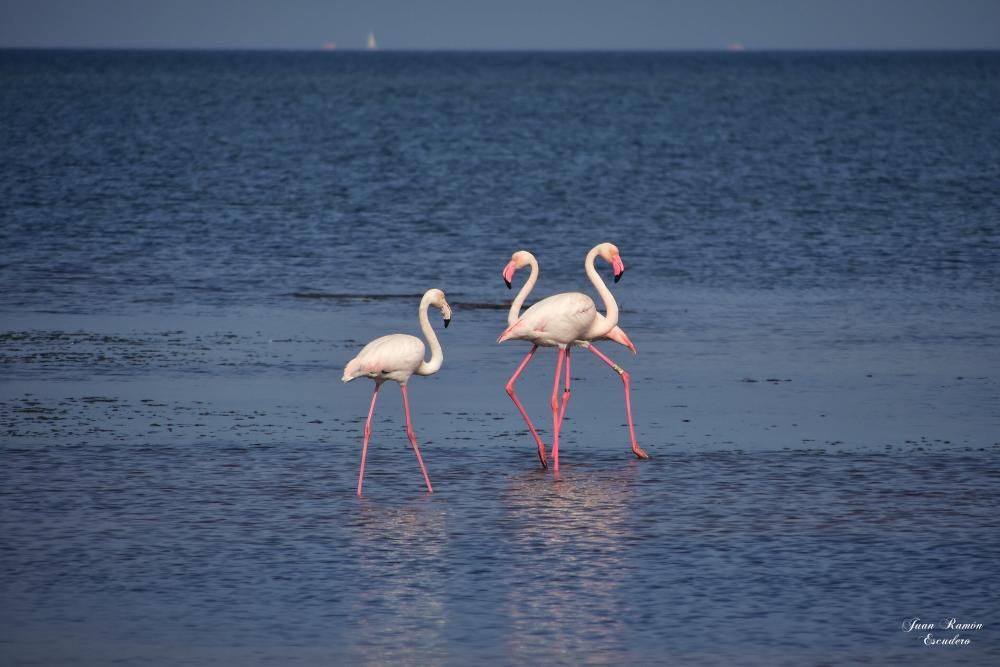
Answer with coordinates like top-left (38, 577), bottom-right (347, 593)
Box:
top-left (2, 50), bottom-right (1000, 664)
top-left (2, 305), bottom-right (998, 664)
top-left (3, 429), bottom-right (999, 665)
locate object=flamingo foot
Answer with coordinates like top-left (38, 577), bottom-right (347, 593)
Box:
top-left (632, 444), bottom-right (650, 459)
top-left (537, 443), bottom-right (549, 469)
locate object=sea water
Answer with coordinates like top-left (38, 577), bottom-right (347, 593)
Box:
top-left (1, 50), bottom-right (999, 665)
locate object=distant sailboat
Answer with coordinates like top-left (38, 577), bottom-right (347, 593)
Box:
top-left (367, 32), bottom-right (377, 50)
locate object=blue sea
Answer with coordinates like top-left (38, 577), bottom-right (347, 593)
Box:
top-left (2, 50), bottom-right (999, 665)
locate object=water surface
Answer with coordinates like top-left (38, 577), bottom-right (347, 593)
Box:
top-left (2, 50), bottom-right (999, 664)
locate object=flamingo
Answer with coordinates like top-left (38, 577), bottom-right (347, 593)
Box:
top-left (342, 288), bottom-right (452, 496)
top-left (497, 243), bottom-right (624, 472)
top-left (501, 249), bottom-right (649, 464)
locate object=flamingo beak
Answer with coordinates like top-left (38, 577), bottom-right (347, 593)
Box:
top-left (612, 255), bottom-right (625, 283)
top-left (502, 261), bottom-right (517, 289)
top-left (444, 318), bottom-right (451, 328)
top-left (442, 303), bottom-right (452, 327)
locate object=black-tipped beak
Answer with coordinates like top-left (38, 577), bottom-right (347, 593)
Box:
top-left (443, 318), bottom-right (451, 328)
top-left (612, 255), bottom-right (626, 283)
top-left (502, 261), bottom-right (517, 290)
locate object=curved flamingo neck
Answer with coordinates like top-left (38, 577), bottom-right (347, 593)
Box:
top-left (583, 245), bottom-right (618, 339)
top-left (415, 293), bottom-right (443, 376)
top-left (507, 253), bottom-right (539, 326)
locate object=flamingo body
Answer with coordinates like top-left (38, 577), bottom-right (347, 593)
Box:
top-left (499, 291), bottom-right (597, 348)
top-left (342, 333), bottom-right (426, 385)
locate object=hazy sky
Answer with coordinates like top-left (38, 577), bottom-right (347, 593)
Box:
top-left (1, 0), bottom-right (999, 50)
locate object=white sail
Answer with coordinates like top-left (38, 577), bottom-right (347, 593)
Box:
top-left (367, 32), bottom-right (377, 50)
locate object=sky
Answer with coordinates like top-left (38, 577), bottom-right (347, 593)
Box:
top-left (1, 0), bottom-right (999, 51)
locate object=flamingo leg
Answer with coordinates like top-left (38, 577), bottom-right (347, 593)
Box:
top-left (504, 344), bottom-right (548, 468)
top-left (357, 383), bottom-right (381, 496)
top-left (401, 384), bottom-right (434, 493)
top-left (550, 347), bottom-right (566, 473)
top-left (558, 347), bottom-right (572, 428)
top-left (587, 343), bottom-right (650, 460)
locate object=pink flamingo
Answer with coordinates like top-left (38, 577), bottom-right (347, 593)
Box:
top-left (342, 288), bottom-right (452, 495)
top-left (497, 243), bottom-right (624, 472)
top-left (501, 249), bottom-right (650, 466)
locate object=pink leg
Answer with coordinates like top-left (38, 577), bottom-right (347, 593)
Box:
top-left (504, 345), bottom-right (548, 468)
top-left (558, 347), bottom-right (572, 428)
top-left (357, 383), bottom-right (381, 496)
top-left (550, 347), bottom-right (566, 473)
top-left (588, 344), bottom-right (649, 460)
top-left (401, 384), bottom-right (434, 493)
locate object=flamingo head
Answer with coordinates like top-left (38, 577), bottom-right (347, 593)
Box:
top-left (502, 250), bottom-right (534, 289)
top-left (597, 243), bottom-right (626, 283)
top-left (426, 288), bottom-right (452, 327)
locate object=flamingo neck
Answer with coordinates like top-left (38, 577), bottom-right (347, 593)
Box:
top-left (583, 245), bottom-right (618, 339)
top-left (507, 253), bottom-right (539, 326)
top-left (415, 293), bottom-right (443, 376)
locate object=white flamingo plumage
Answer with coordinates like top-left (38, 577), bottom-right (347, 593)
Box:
top-left (342, 288), bottom-right (452, 495)
top-left (497, 243), bottom-right (626, 472)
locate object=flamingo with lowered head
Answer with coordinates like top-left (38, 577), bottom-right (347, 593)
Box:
top-left (497, 242), bottom-right (624, 472)
top-left (342, 288), bottom-right (451, 495)
top-left (501, 249), bottom-right (649, 464)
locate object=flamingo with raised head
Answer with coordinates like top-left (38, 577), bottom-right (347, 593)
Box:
top-left (497, 243), bottom-right (623, 472)
top-left (342, 288), bottom-right (452, 495)
top-left (502, 249), bottom-right (649, 464)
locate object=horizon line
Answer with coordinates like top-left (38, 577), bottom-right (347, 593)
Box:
top-left (2, 45), bottom-right (998, 53)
